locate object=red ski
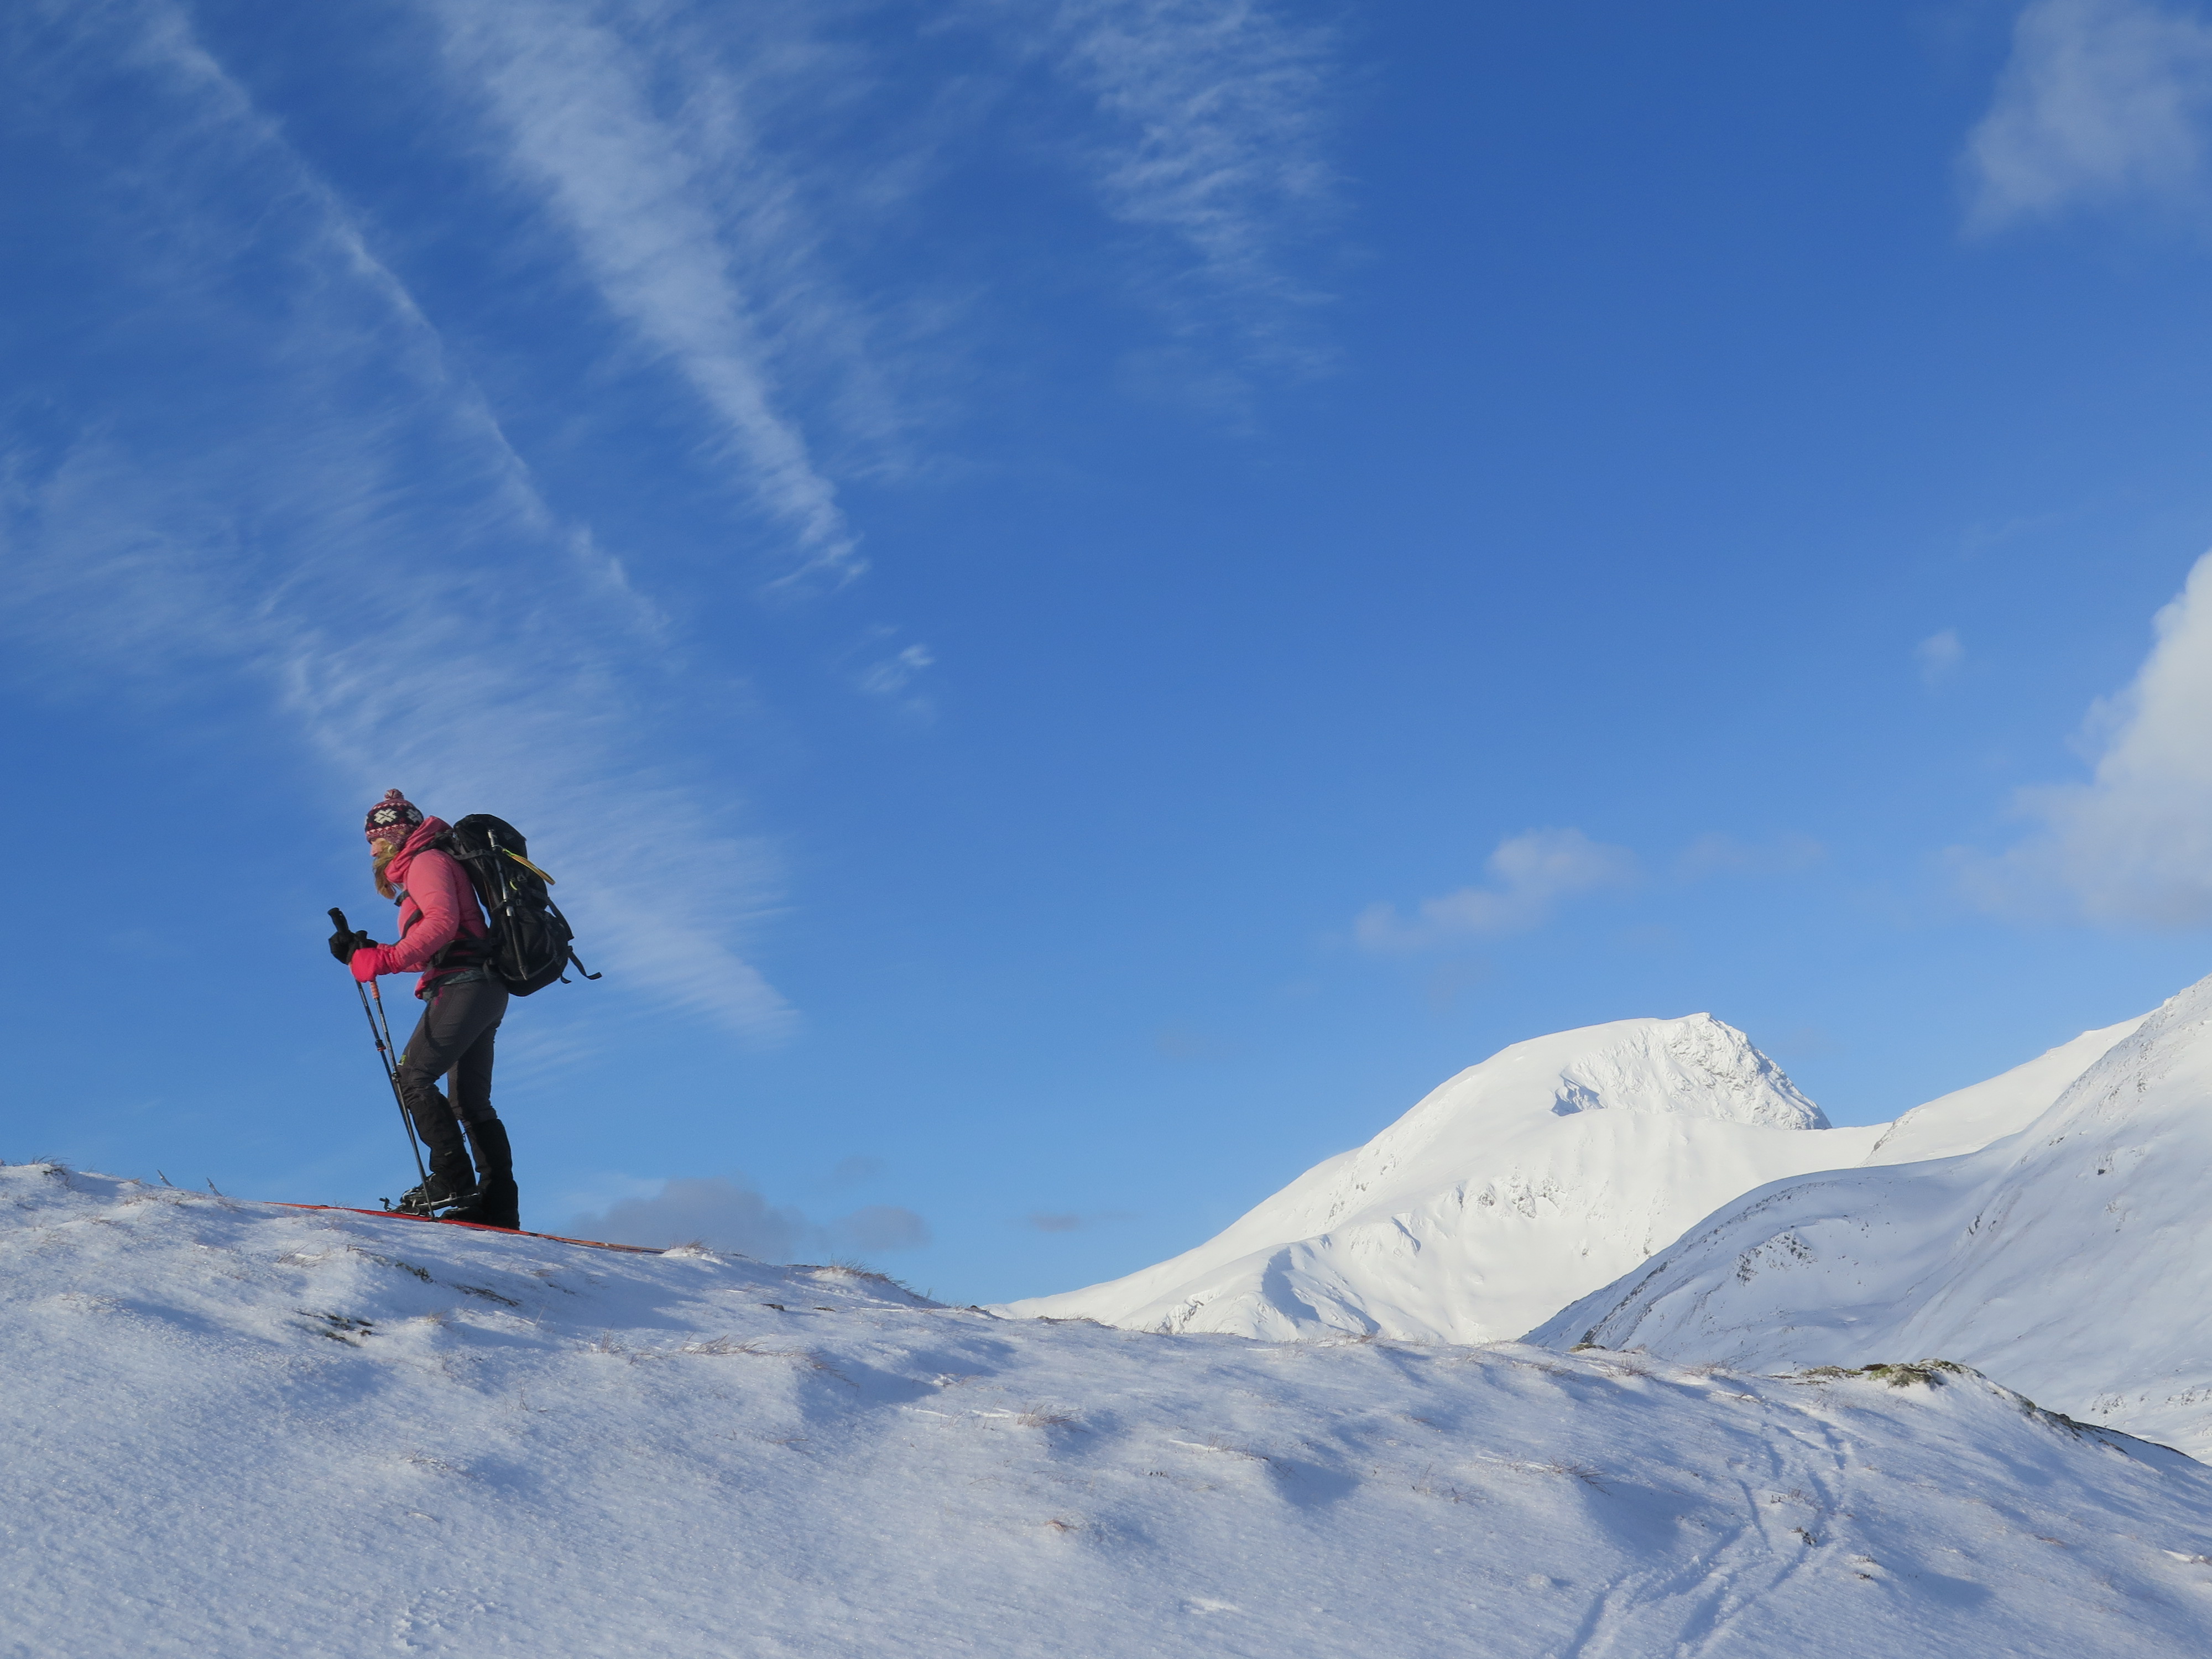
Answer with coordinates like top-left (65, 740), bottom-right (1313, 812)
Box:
top-left (272, 1203), bottom-right (664, 1254)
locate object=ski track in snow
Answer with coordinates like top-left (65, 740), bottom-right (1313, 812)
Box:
top-left (6, 1166), bottom-right (2211, 1657)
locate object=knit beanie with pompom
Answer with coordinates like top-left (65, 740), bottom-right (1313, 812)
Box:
top-left (364, 789), bottom-right (425, 849)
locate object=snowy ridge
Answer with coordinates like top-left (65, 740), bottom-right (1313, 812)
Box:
top-left (1528, 979), bottom-right (2212, 1454)
top-left (1861, 1018), bottom-right (2142, 1166)
top-left (1006, 1015), bottom-right (1879, 1343)
top-left (7, 1165), bottom-right (2212, 1657)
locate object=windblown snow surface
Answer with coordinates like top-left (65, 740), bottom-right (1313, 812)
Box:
top-left (7, 1166), bottom-right (2212, 1657)
top-left (1006, 1015), bottom-right (1887, 1343)
top-left (1529, 980), bottom-right (2212, 1457)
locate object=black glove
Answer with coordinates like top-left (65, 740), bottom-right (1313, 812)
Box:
top-left (327, 907), bottom-right (372, 964)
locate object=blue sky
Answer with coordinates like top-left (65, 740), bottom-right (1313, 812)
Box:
top-left (9, 0), bottom-right (2212, 1303)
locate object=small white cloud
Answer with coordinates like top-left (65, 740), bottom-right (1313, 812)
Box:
top-left (858, 643), bottom-right (935, 698)
top-left (1963, 0), bottom-right (2212, 232)
top-left (1355, 828), bottom-right (1640, 953)
top-left (1154, 1024), bottom-right (1229, 1061)
top-left (568, 1175), bottom-right (815, 1257)
top-left (1917, 628), bottom-right (1965, 685)
top-left (1019, 1210), bottom-right (1133, 1233)
top-left (834, 1204), bottom-right (931, 1253)
top-left (828, 1155), bottom-right (886, 1188)
top-left (1675, 833), bottom-right (1827, 881)
top-left (567, 1175), bottom-right (930, 1258)
top-left (1960, 547), bottom-right (2212, 924)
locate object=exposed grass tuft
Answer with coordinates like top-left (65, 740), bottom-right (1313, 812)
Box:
top-left (1790, 1359), bottom-right (1970, 1389)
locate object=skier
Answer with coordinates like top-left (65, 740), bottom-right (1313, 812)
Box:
top-left (328, 789), bottom-right (520, 1229)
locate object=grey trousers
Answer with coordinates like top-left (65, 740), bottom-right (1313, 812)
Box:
top-left (398, 977), bottom-right (510, 1176)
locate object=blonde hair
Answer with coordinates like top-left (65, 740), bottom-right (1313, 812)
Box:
top-left (372, 840), bottom-right (402, 900)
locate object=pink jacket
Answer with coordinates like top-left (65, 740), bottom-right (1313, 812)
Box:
top-left (351, 817), bottom-right (490, 997)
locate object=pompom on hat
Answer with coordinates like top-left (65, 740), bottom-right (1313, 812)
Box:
top-left (364, 789), bottom-right (425, 848)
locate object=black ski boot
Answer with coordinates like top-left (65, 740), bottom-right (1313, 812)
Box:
top-left (395, 1171), bottom-right (474, 1217)
top-left (397, 1134), bottom-right (477, 1218)
top-left (446, 1118), bottom-right (519, 1230)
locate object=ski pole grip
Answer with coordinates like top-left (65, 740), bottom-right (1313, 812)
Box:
top-left (329, 907), bottom-right (351, 934)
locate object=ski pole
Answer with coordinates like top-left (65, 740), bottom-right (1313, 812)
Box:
top-left (361, 979), bottom-right (427, 1187)
top-left (333, 907), bottom-right (427, 1187)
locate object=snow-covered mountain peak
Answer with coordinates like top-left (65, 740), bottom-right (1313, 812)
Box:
top-left (1549, 1012), bottom-right (1827, 1129)
top-left (1374, 1013), bottom-right (1825, 1161)
top-left (1007, 1012), bottom-right (1861, 1343)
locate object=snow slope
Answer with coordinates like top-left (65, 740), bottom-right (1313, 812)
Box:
top-left (1861, 1018), bottom-right (2142, 1165)
top-left (1528, 979), bottom-right (2212, 1455)
top-left (7, 1165), bottom-right (2212, 1658)
top-left (1006, 1015), bottom-right (1886, 1343)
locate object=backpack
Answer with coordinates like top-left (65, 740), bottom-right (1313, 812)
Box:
top-left (436, 814), bottom-right (602, 997)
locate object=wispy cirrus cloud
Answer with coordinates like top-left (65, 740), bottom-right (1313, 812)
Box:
top-left (4, 0), bottom-right (1357, 1035)
top-left (425, 0), bottom-right (867, 589)
top-left (1010, 0), bottom-right (1344, 375)
top-left (1, 0), bottom-right (794, 1037)
top-left (1354, 829), bottom-right (1642, 953)
top-left (1964, 0), bottom-right (2212, 232)
top-left (846, 625), bottom-right (937, 720)
top-left (427, 0), bottom-right (1346, 490)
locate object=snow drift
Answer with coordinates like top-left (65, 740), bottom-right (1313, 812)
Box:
top-left (1006, 1015), bottom-right (1886, 1342)
top-left (7, 1164), bottom-right (2212, 1658)
top-left (1528, 981), bottom-right (2212, 1454)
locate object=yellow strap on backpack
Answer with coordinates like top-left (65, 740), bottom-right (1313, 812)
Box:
top-left (503, 848), bottom-right (556, 885)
